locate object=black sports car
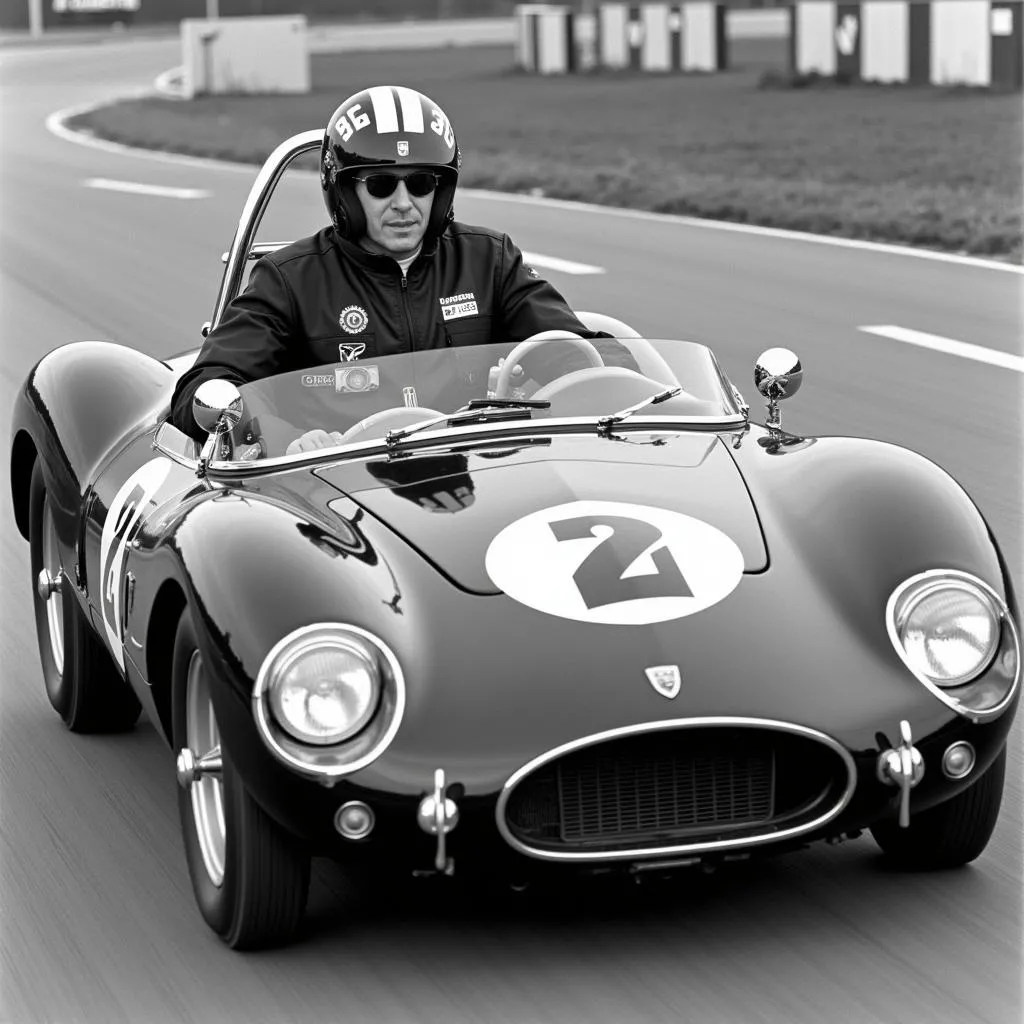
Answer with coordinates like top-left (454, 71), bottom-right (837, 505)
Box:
top-left (10, 131), bottom-right (1019, 949)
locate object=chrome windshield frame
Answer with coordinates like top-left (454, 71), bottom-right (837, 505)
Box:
top-left (205, 413), bottom-right (748, 478)
top-left (210, 129), bottom-right (324, 332)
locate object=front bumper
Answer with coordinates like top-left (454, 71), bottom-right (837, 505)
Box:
top-left (206, 679), bottom-right (1017, 877)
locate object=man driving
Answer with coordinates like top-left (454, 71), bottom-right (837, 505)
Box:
top-left (169, 85), bottom-right (627, 452)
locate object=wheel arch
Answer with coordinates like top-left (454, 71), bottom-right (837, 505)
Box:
top-left (146, 579), bottom-right (188, 744)
top-left (10, 429), bottom-right (38, 540)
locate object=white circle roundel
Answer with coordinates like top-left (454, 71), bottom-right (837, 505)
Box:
top-left (485, 500), bottom-right (744, 625)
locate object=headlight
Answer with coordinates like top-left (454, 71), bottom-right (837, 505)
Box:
top-left (264, 633), bottom-right (380, 745)
top-left (892, 576), bottom-right (999, 687)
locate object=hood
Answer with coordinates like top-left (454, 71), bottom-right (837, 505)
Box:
top-left (315, 432), bottom-right (766, 594)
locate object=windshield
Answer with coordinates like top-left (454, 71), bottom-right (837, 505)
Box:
top-left (219, 338), bottom-right (744, 465)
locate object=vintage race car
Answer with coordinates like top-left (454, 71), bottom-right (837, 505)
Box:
top-left (10, 131), bottom-right (1020, 950)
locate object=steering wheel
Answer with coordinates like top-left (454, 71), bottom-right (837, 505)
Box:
top-left (494, 331), bottom-right (604, 399)
top-left (336, 406), bottom-right (443, 445)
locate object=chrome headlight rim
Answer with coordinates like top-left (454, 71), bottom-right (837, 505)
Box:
top-left (253, 623), bottom-right (405, 780)
top-left (895, 577), bottom-right (1000, 688)
top-left (265, 632), bottom-right (380, 746)
top-left (886, 570), bottom-right (1020, 721)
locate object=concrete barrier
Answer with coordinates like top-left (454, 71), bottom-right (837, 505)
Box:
top-left (180, 15), bottom-right (310, 98)
top-left (792, 0), bottom-right (1023, 88)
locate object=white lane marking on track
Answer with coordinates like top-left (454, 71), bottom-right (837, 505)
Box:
top-left (859, 325), bottom-right (1024, 373)
top-left (46, 98), bottom-right (1023, 276)
top-left (522, 252), bottom-right (605, 275)
top-left (85, 178), bottom-right (210, 199)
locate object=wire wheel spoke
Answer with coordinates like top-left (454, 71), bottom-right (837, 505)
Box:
top-left (186, 650), bottom-right (226, 887)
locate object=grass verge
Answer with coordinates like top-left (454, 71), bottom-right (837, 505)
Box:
top-left (69, 44), bottom-right (1023, 260)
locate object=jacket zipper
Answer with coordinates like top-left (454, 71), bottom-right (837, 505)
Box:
top-left (400, 276), bottom-right (418, 351)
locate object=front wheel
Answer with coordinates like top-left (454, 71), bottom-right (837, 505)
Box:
top-left (172, 610), bottom-right (310, 949)
top-left (29, 462), bottom-right (140, 732)
top-left (871, 749), bottom-right (1007, 869)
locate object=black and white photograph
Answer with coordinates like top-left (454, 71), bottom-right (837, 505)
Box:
top-left (1, 1), bottom-right (1020, 1022)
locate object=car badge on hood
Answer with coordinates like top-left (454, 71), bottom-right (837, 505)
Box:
top-left (645, 665), bottom-right (682, 699)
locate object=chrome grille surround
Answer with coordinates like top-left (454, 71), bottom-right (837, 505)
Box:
top-left (495, 718), bottom-right (857, 863)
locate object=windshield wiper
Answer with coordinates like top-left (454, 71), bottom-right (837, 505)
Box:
top-left (386, 398), bottom-right (551, 446)
top-left (596, 386), bottom-right (683, 433)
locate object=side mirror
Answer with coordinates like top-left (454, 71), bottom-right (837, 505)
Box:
top-left (193, 379), bottom-right (243, 435)
top-left (753, 348), bottom-right (802, 432)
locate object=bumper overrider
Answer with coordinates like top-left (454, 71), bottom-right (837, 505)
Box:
top-left (186, 572), bottom-right (1020, 879)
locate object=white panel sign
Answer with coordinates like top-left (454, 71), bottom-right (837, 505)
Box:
top-left (991, 8), bottom-right (1013, 35)
top-left (862, 1), bottom-right (909, 83)
top-left (931, 0), bottom-right (990, 85)
top-left (485, 500), bottom-right (744, 625)
top-left (796, 1), bottom-right (837, 76)
top-left (601, 2), bottom-right (630, 68)
top-left (683, 2), bottom-right (717, 72)
top-left (642, 3), bottom-right (671, 72)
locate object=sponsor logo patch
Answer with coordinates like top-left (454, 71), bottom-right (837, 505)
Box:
top-left (338, 341), bottom-right (367, 362)
top-left (439, 292), bottom-right (478, 321)
top-left (397, 140), bottom-right (410, 156)
top-left (339, 305), bottom-right (369, 334)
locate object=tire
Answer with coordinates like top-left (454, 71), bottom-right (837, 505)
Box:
top-left (172, 610), bottom-right (311, 950)
top-left (871, 749), bottom-right (1007, 869)
top-left (29, 462), bottom-right (141, 733)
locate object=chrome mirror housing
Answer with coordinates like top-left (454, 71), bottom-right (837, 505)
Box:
top-left (753, 348), bottom-right (802, 432)
top-left (193, 379), bottom-right (243, 435)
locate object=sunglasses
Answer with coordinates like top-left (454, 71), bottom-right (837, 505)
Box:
top-left (353, 171), bottom-right (440, 199)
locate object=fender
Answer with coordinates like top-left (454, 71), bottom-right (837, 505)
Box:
top-left (157, 489), bottom-right (428, 703)
top-left (729, 427), bottom-right (1013, 622)
top-left (10, 341), bottom-right (177, 544)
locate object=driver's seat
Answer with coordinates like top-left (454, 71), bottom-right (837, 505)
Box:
top-left (574, 311), bottom-right (642, 338)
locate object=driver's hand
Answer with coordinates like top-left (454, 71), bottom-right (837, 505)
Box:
top-left (286, 429), bottom-right (346, 455)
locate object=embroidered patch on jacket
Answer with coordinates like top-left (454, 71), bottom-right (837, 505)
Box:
top-left (439, 292), bottom-right (478, 321)
top-left (338, 342), bottom-right (367, 362)
top-left (302, 373), bottom-right (336, 387)
top-left (339, 305), bottom-right (369, 334)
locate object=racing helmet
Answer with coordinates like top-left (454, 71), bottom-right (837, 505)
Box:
top-left (320, 86), bottom-right (461, 242)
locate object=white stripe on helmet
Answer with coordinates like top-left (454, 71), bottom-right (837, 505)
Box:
top-left (368, 86), bottom-right (399, 133)
top-left (395, 87), bottom-right (425, 133)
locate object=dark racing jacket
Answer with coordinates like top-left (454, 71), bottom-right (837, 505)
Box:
top-left (170, 222), bottom-right (620, 439)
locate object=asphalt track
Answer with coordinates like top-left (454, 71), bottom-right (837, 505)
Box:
top-left (2, 38), bottom-right (1022, 1024)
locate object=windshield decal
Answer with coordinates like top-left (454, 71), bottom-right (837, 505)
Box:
top-left (485, 500), bottom-right (743, 625)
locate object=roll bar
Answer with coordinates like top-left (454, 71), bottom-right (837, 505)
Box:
top-left (208, 129), bottom-right (324, 333)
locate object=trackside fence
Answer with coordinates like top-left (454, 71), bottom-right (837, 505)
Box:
top-left (791, 0), bottom-right (1023, 88)
top-left (514, 0), bottom-right (1022, 85)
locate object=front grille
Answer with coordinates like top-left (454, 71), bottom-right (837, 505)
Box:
top-left (504, 727), bottom-right (847, 853)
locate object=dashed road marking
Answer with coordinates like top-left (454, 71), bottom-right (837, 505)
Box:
top-left (522, 252), bottom-right (605, 275)
top-left (84, 177), bottom-right (210, 199)
top-left (859, 325), bottom-right (1024, 373)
